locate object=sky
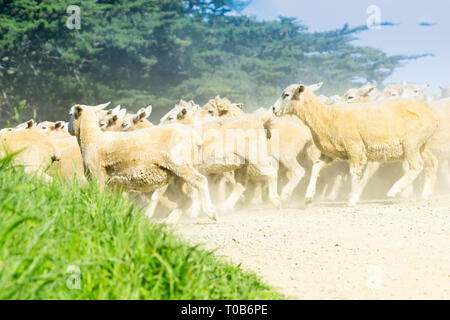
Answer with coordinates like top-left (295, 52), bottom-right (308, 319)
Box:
top-left (242, 0), bottom-right (450, 92)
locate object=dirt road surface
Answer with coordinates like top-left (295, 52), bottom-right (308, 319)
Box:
top-left (172, 197), bottom-right (450, 299)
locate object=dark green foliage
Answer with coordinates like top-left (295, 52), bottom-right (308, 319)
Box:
top-left (0, 0), bottom-right (423, 124)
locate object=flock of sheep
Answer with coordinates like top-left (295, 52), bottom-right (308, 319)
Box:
top-left (1, 82), bottom-right (449, 224)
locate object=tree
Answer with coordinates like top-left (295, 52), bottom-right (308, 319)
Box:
top-left (0, 0), bottom-right (426, 125)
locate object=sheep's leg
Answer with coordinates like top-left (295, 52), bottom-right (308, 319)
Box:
top-left (174, 165), bottom-right (216, 220)
top-left (348, 163), bottom-right (364, 206)
top-left (217, 175), bottom-right (229, 202)
top-left (305, 158), bottom-right (334, 204)
top-left (219, 182), bottom-right (245, 212)
top-left (255, 162), bottom-right (281, 209)
top-left (250, 181), bottom-right (264, 205)
top-left (325, 173), bottom-right (344, 201)
top-left (217, 172), bottom-right (235, 202)
top-left (421, 147), bottom-right (438, 199)
top-left (162, 152), bottom-right (216, 220)
top-left (350, 161), bottom-right (381, 201)
top-left (438, 159), bottom-right (450, 189)
top-left (279, 157), bottom-right (305, 202)
top-left (164, 209), bottom-right (183, 225)
top-left (182, 183), bottom-right (201, 218)
top-left (387, 150), bottom-right (423, 198)
top-left (399, 162), bottom-right (414, 198)
top-left (24, 166), bottom-right (53, 183)
top-left (145, 185), bottom-right (170, 219)
top-left (93, 167), bottom-right (108, 191)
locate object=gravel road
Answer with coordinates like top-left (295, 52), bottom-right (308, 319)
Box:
top-left (172, 197), bottom-right (450, 299)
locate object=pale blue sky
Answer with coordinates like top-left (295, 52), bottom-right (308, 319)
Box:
top-left (242, 0), bottom-right (450, 92)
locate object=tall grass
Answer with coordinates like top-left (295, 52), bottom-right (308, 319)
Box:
top-left (0, 156), bottom-right (282, 299)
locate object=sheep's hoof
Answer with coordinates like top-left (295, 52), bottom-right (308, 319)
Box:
top-left (205, 210), bottom-right (219, 222)
top-left (400, 186), bottom-right (414, 199)
top-left (280, 192), bottom-right (291, 202)
top-left (386, 191), bottom-right (397, 199)
top-left (250, 198), bottom-right (263, 206)
top-left (304, 197), bottom-right (313, 205)
top-left (164, 209), bottom-right (182, 225)
top-left (326, 193), bottom-right (338, 201)
top-left (421, 189), bottom-right (432, 200)
top-left (186, 206), bottom-right (201, 218)
top-left (347, 200), bottom-right (357, 207)
top-left (271, 198), bottom-right (282, 210)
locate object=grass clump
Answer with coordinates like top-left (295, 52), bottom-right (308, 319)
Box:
top-left (0, 157), bottom-right (282, 299)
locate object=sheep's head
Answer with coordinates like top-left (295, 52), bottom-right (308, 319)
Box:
top-left (383, 84), bottom-right (403, 98)
top-left (272, 84), bottom-right (304, 116)
top-left (69, 102), bottom-right (111, 136)
top-left (400, 83), bottom-right (429, 99)
top-left (342, 83), bottom-right (377, 103)
top-left (12, 119), bottom-right (36, 132)
top-left (272, 82), bottom-right (323, 116)
top-left (160, 100), bottom-right (199, 124)
top-left (98, 105), bottom-right (126, 131)
top-left (121, 105), bottom-right (152, 131)
top-left (36, 121), bottom-right (54, 133)
top-left (37, 121), bottom-right (69, 135)
top-left (200, 96), bottom-right (244, 118)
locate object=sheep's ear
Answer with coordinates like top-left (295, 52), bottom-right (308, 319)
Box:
top-left (54, 121), bottom-right (63, 130)
top-left (73, 105), bottom-right (83, 117)
top-left (233, 103), bottom-right (244, 110)
top-left (117, 108), bottom-right (127, 120)
top-left (294, 85), bottom-right (305, 98)
top-left (111, 105), bottom-right (121, 114)
top-left (94, 101), bottom-right (111, 111)
top-left (177, 108), bottom-right (187, 119)
top-left (26, 119), bottom-right (35, 129)
top-left (135, 106), bottom-right (149, 121)
top-left (144, 105), bottom-right (152, 118)
top-left (360, 85), bottom-right (376, 96)
top-left (307, 82), bottom-right (323, 92)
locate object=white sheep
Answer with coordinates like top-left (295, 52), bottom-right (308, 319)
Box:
top-left (68, 102), bottom-right (217, 223)
top-left (272, 84), bottom-right (439, 206)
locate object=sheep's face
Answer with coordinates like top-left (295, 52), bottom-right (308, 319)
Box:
top-left (68, 105), bottom-right (83, 136)
top-left (13, 120), bottom-right (34, 131)
top-left (201, 104), bottom-right (218, 117)
top-left (200, 96), bottom-right (244, 118)
top-left (383, 84), bottom-right (403, 98)
top-left (342, 84), bottom-right (376, 103)
top-left (401, 83), bottom-right (429, 99)
top-left (121, 106), bottom-right (152, 131)
top-left (160, 100), bottom-right (198, 123)
top-left (69, 102), bottom-right (111, 136)
top-left (98, 107), bottom-right (126, 131)
top-left (272, 84), bottom-right (304, 116)
top-left (37, 121), bottom-right (54, 134)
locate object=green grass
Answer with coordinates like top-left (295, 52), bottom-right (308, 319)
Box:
top-left (0, 156), bottom-right (282, 299)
